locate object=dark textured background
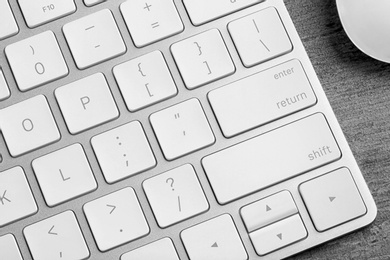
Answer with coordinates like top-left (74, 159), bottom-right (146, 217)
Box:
top-left (284, 0), bottom-right (390, 259)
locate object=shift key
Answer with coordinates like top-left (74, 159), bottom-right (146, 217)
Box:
top-left (208, 59), bottom-right (316, 137)
top-left (202, 113), bottom-right (341, 204)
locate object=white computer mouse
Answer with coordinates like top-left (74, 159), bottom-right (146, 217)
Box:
top-left (336, 0), bottom-right (390, 63)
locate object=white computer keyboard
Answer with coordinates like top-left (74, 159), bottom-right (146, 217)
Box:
top-left (0, 0), bottom-right (377, 259)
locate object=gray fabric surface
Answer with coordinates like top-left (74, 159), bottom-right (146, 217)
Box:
top-left (285, 0), bottom-right (390, 259)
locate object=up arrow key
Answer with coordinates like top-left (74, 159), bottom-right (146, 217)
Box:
top-left (211, 242), bottom-right (218, 248)
top-left (329, 196), bottom-right (336, 202)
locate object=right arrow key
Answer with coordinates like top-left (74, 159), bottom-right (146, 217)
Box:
top-left (300, 168), bottom-right (367, 232)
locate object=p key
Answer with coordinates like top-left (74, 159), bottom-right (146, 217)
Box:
top-left (0, 95), bottom-right (60, 157)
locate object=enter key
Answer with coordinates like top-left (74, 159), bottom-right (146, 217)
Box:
top-left (208, 59), bottom-right (316, 137)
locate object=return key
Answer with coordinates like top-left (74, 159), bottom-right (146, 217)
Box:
top-left (208, 59), bottom-right (316, 137)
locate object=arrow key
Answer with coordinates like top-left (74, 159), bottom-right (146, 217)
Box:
top-left (181, 214), bottom-right (247, 260)
top-left (299, 167), bottom-right (367, 231)
top-left (24, 211), bottom-right (89, 260)
top-left (241, 190), bottom-right (297, 232)
top-left (249, 214), bottom-right (307, 256)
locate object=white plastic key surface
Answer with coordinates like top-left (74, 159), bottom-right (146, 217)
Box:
top-left (121, 0), bottom-right (184, 47)
top-left (208, 59), bottom-right (316, 137)
top-left (114, 51), bottom-right (177, 112)
top-left (5, 31), bottom-right (68, 91)
top-left (0, 69), bottom-right (10, 101)
top-left (0, 0), bottom-right (19, 40)
top-left (0, 234), bottom-right (23, 260)
top-left (300, 167), bottom-right (367, 232)
top-left (0, 167), bottom-right (37, 227)
top-left (32, 144), bottom-right (97, 207)
top-left (91, 121), bottom-right (156, 184)
top-left (202, 113), bottom-right (341, 204)
top-left (83, 187), bottom-right (150, 251)
top-left (84, 0), bottom-right (106, 7)
top-left (171, 29), bottom-right (235, 89)
top-left (18, 0), bottom-right (76, 28)
top-left (0, 95), bottom-right (60, 157)
top-left (181, 214), bottom-right (248, 260)
top-left (24, 211), bottom-right (90, 260)
top-left (229, 7), bottom-right (292, 67)
top-left (183, 0), bottom-right (263, 26)
top-left (143, 164), bottom-right (209, 228)
top-left (55, 73), bottom-right (119, 134)
top-left (150, 98), bottom-right (215, 160)
top-left (249, 214), bottom-right (307, 256)
top-left (241, 190), bottom-right (298, 233)
top-left (63, 9), bottom-right (126, 69)
top-left (121, 238), bottom-right (179, 260)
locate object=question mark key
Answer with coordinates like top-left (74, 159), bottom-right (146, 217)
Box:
top-left (143, 164), bottom-right (209, 228)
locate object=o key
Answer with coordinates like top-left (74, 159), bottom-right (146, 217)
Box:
top-left (0, 95), bottom-right (60, 157)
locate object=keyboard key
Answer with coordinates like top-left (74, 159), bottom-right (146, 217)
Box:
top-left (0, 68), bottom-right (10, 101)
top-left (0, 95), bottom-right (60, 157)
top-left (91, 121), bottom-right (156, 184)
top-left (150, 98), bottom-right (215, 160)
top-left (84, 0), bottom-right (106, 7)
top-left (121, 237), bottom-right (179, 260)
top-left (114, 51), bottom-right (177, 112)
top-left (208, 59), bottom-right (316, 137)
top-left (249, 214), bottom-right (307, 256)
top-left (299, 167), bottom-right (367, 232)
top-left (143, 164), bottom-right (209, 228)
top-left (5, 31), bottom-right (68, 91)
top-left (0, 0), bottom-right (19, 40)
top-left (202, 113), bottom-right (341, 204)
top-left (171, 29), bottom-right (235, 89)
top-left (183, 0), bottom-right (263, 26)
top-left (229, 7), bottom-right (293, 67)
top-left (241, 190), bottom-right (297, 233)
top-left (0, 167), bottom-right (37, 227)
top-left (55, 73), bottom-right (119, 134)
top-left (0, 234), bottom-right (23, 260)
top-left (24, 211), bottom-right (90, 260)
top-left (32, 143), bottom-right (97, 207)
top-left (83, 187), bottom-right (150, 251)
top-left (18, 0), bottom-right (76, 28)
top-left (181, 214), bottom-right (247, 260)
top-left (120, 0), bottom-right (184, 47)
top-left (63, 9), bottom-right (126, 69)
